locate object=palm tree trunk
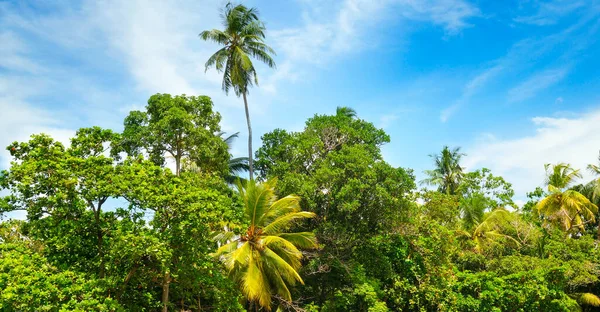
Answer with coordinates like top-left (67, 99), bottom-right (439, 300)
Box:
top-left (162, 271), bottom-right (171, 312)
top-left (243, 92), bottom-right (254, 180)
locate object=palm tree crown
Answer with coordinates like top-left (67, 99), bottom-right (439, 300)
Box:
top-left (544, 163), bottom-right (581, 189)
top-left (336, 106), bottom-right (357, 119)
top-left (457, 208), bottom-right (520, 253)
top-left (422, 146), bottom-right (466, 195)
top-left (536, 163), bottom-right (597, 234)
top-left (200, 3), bottom-right (275, 95)
top-left (213, 179), bottom-right (317, 310)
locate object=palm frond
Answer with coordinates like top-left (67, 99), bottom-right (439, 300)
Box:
top-left (263, 247), bottom-right (304, 285)
top-left (204, 47), bottom-right (229, 72)
top-left (215, 179), bottom-right (314, 310)
top-left (243, 256), bottom-right (271, 309)
top-left (276, 232), bottom-right (318, 249)
top-left (259, 195), bottom-right (301, 225)
top-left (199, 29), bottom-right (230, 45)
top-left (336, 106), bottom-right (357, 118)
top-left (229, 157), bottom-right (250, 173)
top-left (263, 211), bottom-right (316, 235)
top-left (579, 293), bottom-right (600, 307)
top-left (221, 131), bottom-right (240, 147)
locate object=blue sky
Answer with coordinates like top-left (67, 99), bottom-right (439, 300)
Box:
top-left (2, 0), bottom-right (600, 206)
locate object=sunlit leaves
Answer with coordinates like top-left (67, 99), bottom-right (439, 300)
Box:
top-left (214, 179), bottom-right (316, 310)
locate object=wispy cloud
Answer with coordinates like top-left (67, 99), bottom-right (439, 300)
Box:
top-left (440, 64), bottom-right (503, 122)
top-left (0, 31), bottom-right (42, 73)
top-left (272, 0), bottom-right (480, 65)
top-left (514, 0), bottom-right (587, 26)
top-left (439, 5), bottom-right (600, 122)
top-left (507, 67), bottom-right (569, 103)
top-left (0, 0), bottom-right (299, 169)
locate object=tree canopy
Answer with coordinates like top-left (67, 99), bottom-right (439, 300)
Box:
top-left (1, 96), bottom-right (600, 311)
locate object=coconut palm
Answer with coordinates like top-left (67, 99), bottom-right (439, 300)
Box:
top-left (221, 132), bottom-right (250, 184)
top-left (180, 132), bottom-right (249, 184)
top-left (457, 208), bottom-right (520, 253)
top-left (536, 163), bottom-right (598, 234)
top-left (336, 106), bottom-right (357, 119)
top-left (422, 146), bottom-right (465, 195)
top-left (213, 179), bottom-right (317, 310)
top-left (544, 163), bottom-right (581, 189)
top-left (571, 293), bottom-right (600, 309)
top-left (200, 2), bottom-right (276, 181)
top-left (460, 192), bottom-right (487, 232)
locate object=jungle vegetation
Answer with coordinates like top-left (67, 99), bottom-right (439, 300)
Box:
top-left (1, 2), bottom-right (599, 312)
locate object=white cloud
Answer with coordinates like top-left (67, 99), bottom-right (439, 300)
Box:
top-left (464, 108), bottom-right (600, 197)
top-left (507, 67), bottom-right (568, 103)
top-left (0, 94), bottom-right (74, 169)
top-left (0, 31), bottom-right (42, 73)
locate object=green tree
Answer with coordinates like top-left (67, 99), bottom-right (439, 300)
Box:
top-left (418, 191), bottom-right (461, 228)
top-left (0, 241), bottom-right (122, 311)
top-left (200, 2), bottom-right (276, 181)
top-left (116, 93), bottom-right (228, 176)
top-left (537, 163), bottom-right (598, 235)
top-left (119, 157), bottom-right (244, 312)
top-left (213, 179), bottom-right (317, 310)
top-left (1, 128), bottom-right (122, 277)
top-left (458, 168), bottom-right (516, 209)
top-left (256, 109), bottom-right (415, 308)
top-left (422, 146), bottom-right (465, 195)
top-left (182, 132), bottom-right (249, 184)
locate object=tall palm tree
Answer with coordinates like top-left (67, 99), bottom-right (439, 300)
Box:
top-left (200, 2), bottom-right (276, 181)
top-left (536, 163), bottom-right (598, 235)
top-left (213, 179), bottom-right (317, 310)
top-left (422, 146), bottom-right (465, 195)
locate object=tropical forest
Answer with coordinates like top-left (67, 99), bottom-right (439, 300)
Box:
top-left (1, 2), bottom-right (600, 312)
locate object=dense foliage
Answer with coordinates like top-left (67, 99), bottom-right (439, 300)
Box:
top-left (1, 92), bottom-right (600, 311)
top-left (1, 4), bottom-right (600, 312)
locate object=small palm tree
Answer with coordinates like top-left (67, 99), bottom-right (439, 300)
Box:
top-left (572, 292), bottom-right (600, 309)
top-left (214, 179), bottom-right (317, 310)
top-left (336, 106), bottom-right (357, 119)
top-left (459, 192), bottom-right (487, 232)
top-left (181, 132), bottom-right (249, 184)
top-left (544, 163), bottom-right (581, 189)
top-left (221, 132), bottom-right (250, 184)
top-left (585, 154), bottom-right (600, 240)
top-left (457, 208), bottom-right (520, 253)
top-left (536, 163), bottom-right (598, 234)
top-left (422, 146), bottom-right (465, 195)
top-left (200, 2), bottom-right (276, 181)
